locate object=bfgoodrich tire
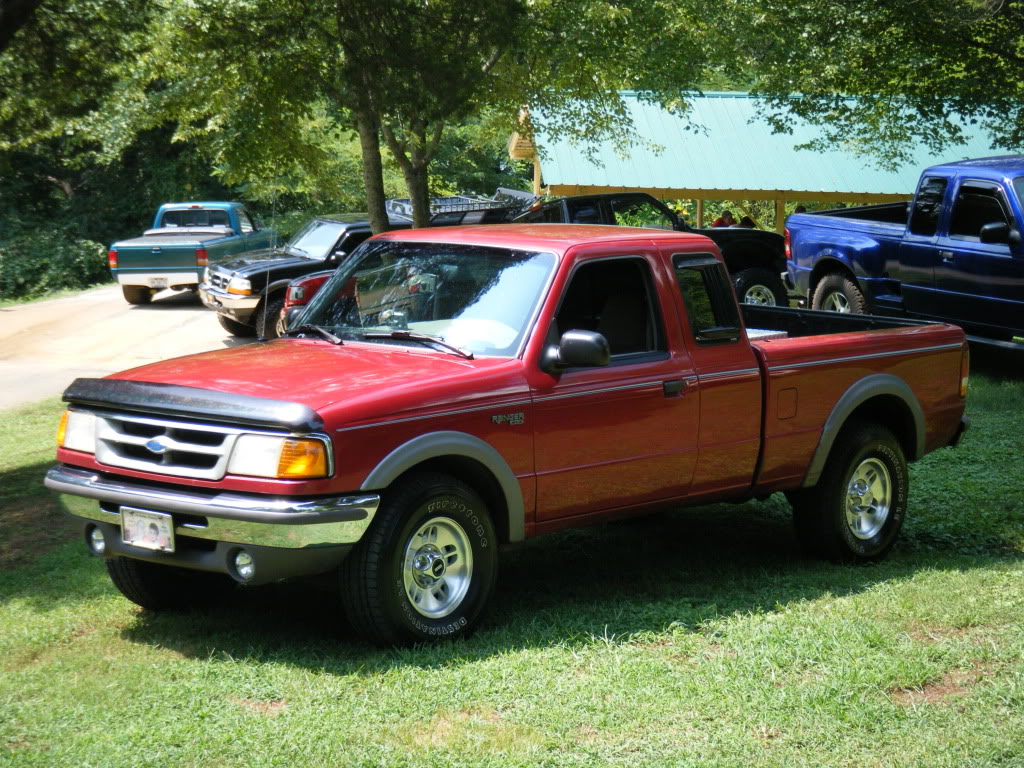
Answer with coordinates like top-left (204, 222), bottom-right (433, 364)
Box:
top-left (122, 285), bottom-right (152, 305)
top-left (255, 296), bottom-right (286, 339)
top-left (811, 272), bottom-right (867, 314)
top-left (217, 313), bottom-right (257, 337)
top-left (105, 557), bottom-right (236, 610)
top-left (732, 267), bottom-right (788, 306)
top-left (341, 472), bottom-right (498, 646)
top-left (787, 422), bottom-right (908, 563)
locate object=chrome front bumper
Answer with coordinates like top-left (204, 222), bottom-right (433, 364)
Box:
top-left (199, 283), bottom-right (261, 317)
top-left (45, 464), bottom-right (379, 549)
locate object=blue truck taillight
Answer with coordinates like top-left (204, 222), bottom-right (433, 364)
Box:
top-left (784, 228), bottom-right (792, 260)
top-left (107, 250), bottom-right (118, 269)
top-left (196, 248), bottom-right (209, 267)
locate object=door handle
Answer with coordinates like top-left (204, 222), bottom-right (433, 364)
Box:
top-left (663, 379), bottom-right (684, 397)
top-left (939, 250), bottom-right (955, 262)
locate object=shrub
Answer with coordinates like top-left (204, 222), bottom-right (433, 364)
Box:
top-left (0, 232), bottom-right (110, 300)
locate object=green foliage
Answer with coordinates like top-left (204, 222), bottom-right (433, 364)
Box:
top-left (0, 231), bottom-right (107, 299)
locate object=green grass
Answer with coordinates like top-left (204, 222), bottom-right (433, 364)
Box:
top-left (2, 357), bottom-right (1023, 767)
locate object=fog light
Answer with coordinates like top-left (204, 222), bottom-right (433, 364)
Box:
top-left (234, 551), bottom-right (255, 581)
top-left (88, 526), bottom-right (106, 555)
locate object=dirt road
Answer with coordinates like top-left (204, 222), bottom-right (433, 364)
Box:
top-left (0, 285), bottom-right (253, 410)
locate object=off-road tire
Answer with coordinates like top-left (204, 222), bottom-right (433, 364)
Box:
top-left (341, 472), bottom-right (498, 646)
top-left (105, 557), bottom-right (235, 611)
top-left (787, 422), bottom-right (908, 563)
top-left (811, 272), bottom-right (867, 314)
top-left (255, 296), bottom-right (286, 339)
top-left (217, 313), bottom-right (257, 337)
top-left (122, 285), bottom-right (152, 305)
top-left (732, 267), bottom-right (789, 306)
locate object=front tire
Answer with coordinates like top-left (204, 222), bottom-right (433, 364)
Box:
top-left (341, 473), bottom-right (498, 646)
top-left (787, 422), bottom-right (908, 562)
top-left (733, 267), bottom-right (788, 306)
top-left (105, 557), bottom-right (236, 610)
top-left (811, 272), bottom-right (867, 314)
top-left (122, 286), bottom-right (152, 305)
top-left (255, 296), bottom-right (286, 339)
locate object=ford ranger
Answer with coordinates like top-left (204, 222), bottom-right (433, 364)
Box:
top-left (109, 202), bottom-right (277, 305)
top-left (46, 225), bottom-right (969, 646)
top-left (786, 155), bottom-right (1024, 346)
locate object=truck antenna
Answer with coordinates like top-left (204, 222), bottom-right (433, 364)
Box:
top-left (257, 174), bottom-right (280, 342)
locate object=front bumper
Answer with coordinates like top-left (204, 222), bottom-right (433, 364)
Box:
top-left (47, 464), bottom-right (380, 582)
top-left (199, 282), bottom-right (261, 321)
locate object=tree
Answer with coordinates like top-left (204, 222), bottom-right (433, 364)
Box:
top-left (719, 0), bottom-right (1024, 166)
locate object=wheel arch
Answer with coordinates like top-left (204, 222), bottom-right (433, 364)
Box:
top-left (360, 431), bottom-right (524, 543)
top-left (803, 374), bottom-right (924, 488)
top-left (808, 257), bottom-right (857, 298)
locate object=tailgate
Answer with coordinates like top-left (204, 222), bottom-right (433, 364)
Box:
top-left (113, 242), bottom-right (200, 272)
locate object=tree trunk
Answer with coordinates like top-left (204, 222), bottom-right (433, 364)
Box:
top-left (402, 163), bottom-right (431, 229)
top-left (354, 109), bottom-right (389, 234)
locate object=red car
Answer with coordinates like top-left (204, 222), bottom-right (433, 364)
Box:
top-left (47, 225), bottom-right (969, 645)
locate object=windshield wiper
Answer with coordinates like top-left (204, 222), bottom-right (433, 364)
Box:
top-left (362, 330), bottom-right (474, 360)
top-left (284, 324), bottom-right (344, 345)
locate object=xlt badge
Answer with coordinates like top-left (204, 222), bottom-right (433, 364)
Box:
top-left (491, 412), bottom-right (525, 426)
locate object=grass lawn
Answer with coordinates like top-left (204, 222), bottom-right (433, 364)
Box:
top-left (2, 351), bottom-right (1022, 767)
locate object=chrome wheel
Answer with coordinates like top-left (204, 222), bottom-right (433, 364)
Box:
top-left (822, 290), bottom-right (851, 313)
top-left (845, 458), bottom-right (891, 540)
top-left (743, 284), bottom-right (776, 305)
top-left (402, 516), bottom-right (473, 619)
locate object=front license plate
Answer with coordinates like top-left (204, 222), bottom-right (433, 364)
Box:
top-left (121, 507), bottom-right (175, 552)
top-left (148, 277), bottom-right (169, 289)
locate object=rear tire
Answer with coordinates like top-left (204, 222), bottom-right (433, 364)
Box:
top-left (105, 557), bottom-right (235, 611)
top-left (217, 313), bottom-right (257, 337)
top-left (733, 267), bottom-right (788, 306)
top-left (122, 286), bottom-right (152, 305)
top-left (811, 272), bottom-right (867, 314)
top-left (341, 472), bottom-right (498, 646)
top-left (787, 422), bottom-right (908, 562)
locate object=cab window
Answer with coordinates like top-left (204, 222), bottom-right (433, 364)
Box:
top-left (948, 182), bottom-right (1009, 239)
top-left (610, 197), bottom-right (675, 230)
top-left (673, 254), bottom-right (740, 344)
top-left (237, 209), bottom-right (255, 234)
top-left (908, 177), bottom-right (948, 236)
top-left (553, 258), bottom-right (664, 358)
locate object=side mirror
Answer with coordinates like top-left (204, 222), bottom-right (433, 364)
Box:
top-left (254, 219), bottom-right (264, 231)
top-left (331, 249), bottom-right (347, 262)
top-left (284, 306), bottom-right (304, 331)
top-left (979, 221), bottom-right (1010, 243)
top-left (542, 330), bottom-right (610, 373)
top-left (1010, 228), bottom-right (1023, 247)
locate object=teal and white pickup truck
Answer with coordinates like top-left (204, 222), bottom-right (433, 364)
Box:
top-left (108, 202), bottom-right (278, 304)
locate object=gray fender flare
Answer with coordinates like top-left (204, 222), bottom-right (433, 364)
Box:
top-left (360, 431), bottom-right (525, 542)
top-left (803, 373), bottom-right (925, 487)
top-left (264, 278), bottom-right (295, 298)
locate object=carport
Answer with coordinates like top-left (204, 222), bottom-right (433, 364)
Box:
top-left (508, 92), bottom-right (1003, 232)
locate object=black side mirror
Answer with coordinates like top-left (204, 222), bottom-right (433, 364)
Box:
top-left (979, 221), bottom-right (1010, 243)
top-left (284, 306), bottom-right (304, 332)
top-left (1010, 228), bottom-right (1022, 247)
top-left (542, 330), bottom-right (610, 373)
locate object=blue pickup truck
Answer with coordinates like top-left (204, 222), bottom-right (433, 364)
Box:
top-left (108, 202), bottom-right (277, 304)
top-left (786, 156), bottom-right (1024, 344)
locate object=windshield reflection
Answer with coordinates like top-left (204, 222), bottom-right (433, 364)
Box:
top-left (298, 241), bottom-right (556, 356)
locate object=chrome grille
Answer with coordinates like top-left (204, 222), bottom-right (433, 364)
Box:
top-left (208, 271), bottom-right (229, 290)
top-left (94, 412), bottom-right (244, 480)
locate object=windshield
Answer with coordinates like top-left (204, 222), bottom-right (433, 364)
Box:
top-left (287, 220), bottom-right (348, 260)
top-left (298, 241), bottom-right (556, 357)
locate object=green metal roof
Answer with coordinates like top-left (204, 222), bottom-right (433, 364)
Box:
top-left (534, 92), bottom-right (1004, 196)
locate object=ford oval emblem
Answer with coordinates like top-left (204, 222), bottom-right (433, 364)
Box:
top-left (145, 438), bottom-right (169, 455)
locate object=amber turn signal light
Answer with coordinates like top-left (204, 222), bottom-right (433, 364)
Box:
top-left (276, 438), bottom-right (329, 479)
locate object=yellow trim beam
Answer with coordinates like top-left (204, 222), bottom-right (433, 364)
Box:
top-left (547, 185), bottom-right (912, 205)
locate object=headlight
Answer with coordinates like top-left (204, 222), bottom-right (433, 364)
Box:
top-left (57, 409), bottom-right (96, 454)
top-left (227, 276), bottom-right (252, 295)
top-left (227, 435), bottom-right (330, 479)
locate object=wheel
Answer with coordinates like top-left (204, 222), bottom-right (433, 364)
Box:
top-left (105, 557), bottom-right (236, 611)
top-left (787, 422), bottom-right (908, 562)
top-left (122, 285), bottom-right (152, 305)
top-left (341, 472), bottom-right (498, 646)
top-left (217, 313), bottom-right (257, 337)
top-left (255, 296), bottom-right (286, 339)
top-left (732, 267), bottom-right (788, 306)
top-left (811, 272), bottom-right (867, 314)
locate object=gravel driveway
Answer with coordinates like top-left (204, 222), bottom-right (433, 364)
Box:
top-left (0, 285), bottom-right (253, 410)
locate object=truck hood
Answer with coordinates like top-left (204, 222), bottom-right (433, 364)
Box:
top-left (108, 339), bottom-right (526, 425)
top-left (212, 249), bottom-right (328, 277)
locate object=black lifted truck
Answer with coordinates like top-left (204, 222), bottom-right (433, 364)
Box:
top-left (200, 191), bottom-right (533, 338)
top-left (514, 191), bottom-right (788, 305)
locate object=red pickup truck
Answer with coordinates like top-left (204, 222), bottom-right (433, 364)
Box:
top-left (46, 225), bottom-right (970, 645)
